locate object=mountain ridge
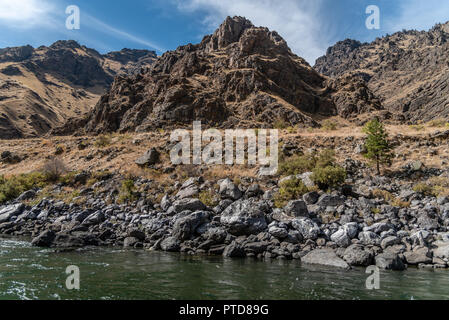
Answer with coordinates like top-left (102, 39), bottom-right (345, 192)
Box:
top-left (0, 40), bottom-right (157, 139)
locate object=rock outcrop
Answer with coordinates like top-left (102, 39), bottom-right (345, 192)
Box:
top-left (72, 16), bottom-right (381, 135)
top-left (315, 22), bottom-right (449, 122)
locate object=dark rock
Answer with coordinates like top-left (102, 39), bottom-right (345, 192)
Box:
top-left (31, 230), bottom-right (56, 247)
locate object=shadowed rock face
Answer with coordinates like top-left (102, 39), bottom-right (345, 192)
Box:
top-left (315, 22), bottom-right (449, 122)
top-left (75, 16), bottom-right (381, 135)
top-left (0, 40), bottom-right (157, 139)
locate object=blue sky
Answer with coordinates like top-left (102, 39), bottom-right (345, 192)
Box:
top-left (0, 0), bottom-right (448, 64)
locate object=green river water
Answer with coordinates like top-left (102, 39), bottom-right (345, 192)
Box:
top-left (1, 237), bottom-right (448, 300)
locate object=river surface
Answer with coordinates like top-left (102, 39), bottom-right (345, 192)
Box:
top-left (0, 237), bottom-right (448, 300)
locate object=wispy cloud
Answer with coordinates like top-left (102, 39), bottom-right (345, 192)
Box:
top-left (0, 0), bottom-right (55, 28)
top-left (174, 0), bottom-right (329, 64)
top-left (83, 14), bottom-right (166, 52)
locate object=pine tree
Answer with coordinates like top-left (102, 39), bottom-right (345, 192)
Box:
top-left (362, 119), bottom-right (394, 175)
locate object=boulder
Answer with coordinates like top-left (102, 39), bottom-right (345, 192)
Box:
top-left (172, 198), bottom-right (208, 214)
top-left (343, 244), bottom-right (373, 266)
top-left (31, 230), bottom-right (56, 247)
top-left (172, 211), bottom-right (209, 241)
top-left (292, 218), bottom-right (320, 240)
top-left (220, 199), bottom-right (267, 236)
top-left (219, 178), bottom-right (242, 201)
top-left (0, 204), bottom-right (25, 223)
top-left (223, 241), bottom-right (246, 258)
top-left (302, 248), bottom-right (350, 269)
top-left (135, 148), bottom-right (160, 166)
top-left (375, 252), bottom-right (406, 270)
top-left (160, 236), bottom-right (181, 252)
top-left (284, 200), bottom-right (309, 217)
top-left (404, 247), bottom-right (432, 265)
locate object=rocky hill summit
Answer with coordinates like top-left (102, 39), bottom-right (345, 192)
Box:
top-left (315, 22), bottom-right (449, 122)
top-left (66, 16), bottom-right (381, 135)
top-left (0, 41), bottom-right (156, 139)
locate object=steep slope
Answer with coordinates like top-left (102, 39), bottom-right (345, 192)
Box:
top-left (0, 41), bottom-right (156, 139)
top-left (72, 16), bottom-right (381, 135)
top-left (315, 22), bottom-right (449, 122)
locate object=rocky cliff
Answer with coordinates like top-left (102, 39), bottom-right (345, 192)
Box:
top-left (0, 41), bottom-right (156, 139)
top-left (315, 22), bottom-right (449, 122)
top-left (73, 16), bottom-right (381, 135)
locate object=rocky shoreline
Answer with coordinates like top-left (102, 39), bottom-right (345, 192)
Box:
top-left (1, 164), bottom-right (449, 272)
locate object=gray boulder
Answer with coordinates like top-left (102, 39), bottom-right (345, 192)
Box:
top-left (375, 252), bottom-right (406, 270)
top-left (0, 204), bottom-right (25, 223)
top-left (219, 178), bottom-right (242, 201)
top-left (358, 231), bottom-right (381, 245)
top-left (302, 248), bottom-right (350, 269)
top-left (223, 241), bottom-right (246, 258)
top-left (172, 198), bottom-right (208, 214)
top-left (404, 247), bottom-right (432, 265)
top-left (173, 211), bottom-right (209, 241)
top-left (284, 200), bottom-right (309, 217)
top-left (160, 236), bottom-right (181, 252)
top-left (343, 244), bottom-right (373, 266)
top-left (220, 199), bottom-right (267, 236)
top-left (292, 218), bottom-right (320, 240)
top-left (135, 148), bottom-right (160, 166)
top-left (31, 230), bottom-right (56, 247)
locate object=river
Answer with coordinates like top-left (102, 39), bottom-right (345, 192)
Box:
top-left (0, 237), bottom-right (448, 300)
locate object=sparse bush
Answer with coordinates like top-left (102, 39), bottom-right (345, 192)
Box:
top-left (274, 177), bottom-right (309, 208)
top-left (0, 172), bottom-right (49, 204)
top-left (198, 190), bottom-right (219, 207)
top-left (427, 118), bottom-right (447, 127)
top-left (41, 157), bottom-right (67, 182)
top-left (312, 165), bottom-right (347, 190)
top-left (274, 118), bottom-right (288, 130)
top-left (412, 183), bottom-right (434, 196)
top-left (409, 124), bottom-right (425, 131)
top-left (322, 119), bottom-right (338, 131)
top-left (279, 152), bottom-right (316, 176)
top-left (95, 134), bottom-right (111, 148)
top-left (118, 179), bottom-right (138, 204)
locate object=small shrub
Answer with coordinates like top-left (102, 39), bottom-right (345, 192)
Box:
top-left (0, 172), bottom-right (49, 204)
top-left (312, 165), bottom-right (346, 190)
top-left (409, 124), bottom-right (425, 131)
top-left (198, 190), bottom-right (219, 207)
top-left (390, 198), bottom-right (411, 208)
top-left (274, 118), bottom-right (288, 130)
top-left (412, 183), bottom-right (434, 196)
top-left (279, 153), bottom-right (316, 176)
top-left (372, 189), bottom-right (394, 202)
top-left (42, 157), bottom-right (67, 182)
top-left (274, 177), bottom-right (309, 208)
top-left (427, 118), bottom-right (447, 127)
top-left (95, 135), bottom-right (111, 148)
top-left (321, 119), bottom-right (338, 131)
top-left (118, 179), bottom-right (138, 204)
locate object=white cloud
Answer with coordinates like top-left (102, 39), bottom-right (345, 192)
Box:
top-left (0, 0), bottom-right (54, 28)
top-left (175, 0), bottom-right (329, 64)
top-left (387, 0), bottom-right (449, 32)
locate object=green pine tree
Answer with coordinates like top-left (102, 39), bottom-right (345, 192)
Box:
top-left (362, 119), bottom-right (394, 175)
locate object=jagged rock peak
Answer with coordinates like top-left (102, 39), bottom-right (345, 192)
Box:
top-left (206, 16), bottom-right (254, 50)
